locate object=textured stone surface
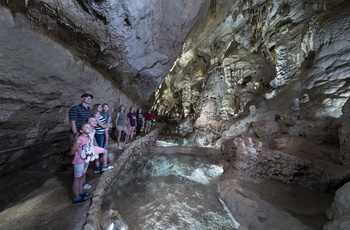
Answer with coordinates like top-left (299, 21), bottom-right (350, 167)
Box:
top-left (339, 97), bottom-right (350, 165)
top-left (0, 6), bottom-right (133, 151)
top-left (222, 135), bottom-right (310, 185)
top-left (219, 178), bottom-right (310, 230)
top-left (324, 216), bottom-right (350, 230)
top-left (152, 1), bottom-right (350, 157)
top-left (325, 181), bottom-right (350, 230)
top-left (327, 182), bottom-right (350, 220)
top-left (252, 120), bottom-right (287, 138)
top-left (221, 126), bottom-right (350, 191)
top-left (0, 0), bottom-right (209, 103)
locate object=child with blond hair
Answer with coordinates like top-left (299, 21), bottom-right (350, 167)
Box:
top-left (70, 123), bottom-right (93, 204)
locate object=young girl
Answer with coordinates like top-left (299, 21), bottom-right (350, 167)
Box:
top-left (70, 123), bottom-right (93, 204)
top-left (87, 117), bottom-right (114, 173)
top-left (115, 104), bottom-right (129, 150)
top-left (92, 104), bottom-right (109, 148)
top-left (102, 103), bottom-right (112, 148)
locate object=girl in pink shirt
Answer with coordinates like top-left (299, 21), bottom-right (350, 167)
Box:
top-left (70, 123), bottom-right (93, 204)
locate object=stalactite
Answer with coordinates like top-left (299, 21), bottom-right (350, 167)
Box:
top-left (320, 0), bottom-right (327, 10)
top-left (209, 0), bottom-right (216, 19)
top-left (182, 76), bottom-right (191, 118)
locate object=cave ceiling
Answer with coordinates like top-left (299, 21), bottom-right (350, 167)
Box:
top-left (1, 0), bottom-right (347, 108)
top-left (0, 0), bottom-right (210, 103)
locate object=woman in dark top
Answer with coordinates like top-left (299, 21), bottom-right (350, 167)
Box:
top-left (127, 106), bottom-right (137, 141)
top-left (135, 108), bottom-right (144, 139)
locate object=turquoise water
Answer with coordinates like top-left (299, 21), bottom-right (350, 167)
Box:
top-left (102, 154), bottom-right (237, 230)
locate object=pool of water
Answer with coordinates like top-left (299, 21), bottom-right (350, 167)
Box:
top-left (102, 154), bottom-right (238, 230)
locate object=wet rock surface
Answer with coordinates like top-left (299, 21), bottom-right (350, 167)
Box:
top-left (220, 178), bottom-right (334, 230)
top-left (218, 117), bottom-right (349, 229)
top-left (222, 131), bottom-right (350, 191)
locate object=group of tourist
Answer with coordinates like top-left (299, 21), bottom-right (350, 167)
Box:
top-left (114, 105), bottom-right (153, 150)
top-left (67, 93), bottom-right (153, 205)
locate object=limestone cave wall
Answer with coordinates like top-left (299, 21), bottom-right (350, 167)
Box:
top-left (0, 7), bottom-right (134, 150)
top-left (153, 0), bottom-right (350, 153)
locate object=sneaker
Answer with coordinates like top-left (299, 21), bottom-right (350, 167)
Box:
top-left (83, 183), bottom-right (92, 190)
top-left (104, 143), bottom-right (109, 148)
top-left (79, 192), bottom-right (90, 197)
top-left (93, 167), bottom-right (101, 174)
top-left (102, 165), bottom-right (114, 171)
top-left (72, 196), bottom-right (90, 205)
top-left (117, 146), bottom-right (123, 150)
top-left (125, 143), bottom-right (129, 147)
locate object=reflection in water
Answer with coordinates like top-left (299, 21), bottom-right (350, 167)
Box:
top-left (102, 155), bottom-right (238, 230)
top-left (156, 139), bottom-right (199, 147)
top-left (156, 125), bottom-right (199, 147)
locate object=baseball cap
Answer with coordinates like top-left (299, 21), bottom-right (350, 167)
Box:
top-left (81, 93), bottom-right (94, 99)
